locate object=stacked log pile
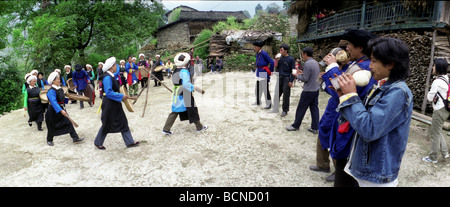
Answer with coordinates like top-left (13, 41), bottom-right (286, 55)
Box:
top-left (381, 31), bottom-right (433, 112)
top-left (434, 35), bottom-right (450, 65)
top-left (209, 34), bottom-right (229, 57)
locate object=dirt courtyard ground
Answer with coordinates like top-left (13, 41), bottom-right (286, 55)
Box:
top-left (0, 71), bottom-right (449, 187)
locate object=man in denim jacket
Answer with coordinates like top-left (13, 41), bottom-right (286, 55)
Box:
top-left (336, 37), bottom-right (413, 187)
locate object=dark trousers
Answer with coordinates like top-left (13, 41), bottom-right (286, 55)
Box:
top-left (292, 90), bottom-right (319, 130)
top-left (279, 76), bottom-right (291, 112)
top-left (163, 112), bottom-right (203, 131)
top-left (94, 126), bottom-right (135, 147)
top-left (334, 158), bottom-right (359, 187)
top-left (141, 77), bottom-right (149, 88)
top-left (255, 80), bottom-right (271, 105)
top-left (77, 89), bottom-right (85, 108)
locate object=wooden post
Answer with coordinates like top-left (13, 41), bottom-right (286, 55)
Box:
top-left (360, 0), bottom-right (366, 29)
top-left (421, 29), bottom-right (437, 114)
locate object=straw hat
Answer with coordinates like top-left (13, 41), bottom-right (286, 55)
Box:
top-left (174, 52), bottom-right (190, 67)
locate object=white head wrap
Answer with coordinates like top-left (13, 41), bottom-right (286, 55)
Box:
top-left (103, 57), bottom-right (116, 72)
top-left (64, 65), bottom-right (71, 69)
top-left (86, 64), bottom-right (92, 69)
top-left (174, 52), bottom-right (190, 67)
top-left (30, 70), bottom-right (38, 75)
top-left (24, 73), bottom-right (31, 80)
top-left (27, 75), bottom-right (37, 85)
top-left (98, 62), bottom-right (104, 66)
top-left (120, 60), bottom-right (125, 64)
top-left (139, 53), bottom-right (145, 58)
top-left (54, 69), bottom-right (61, 73)
top-left (47, 72), bottom-right (59, 85)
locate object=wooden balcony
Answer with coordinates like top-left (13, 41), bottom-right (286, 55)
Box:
top-left (298, 1), bottom-right (449, 42)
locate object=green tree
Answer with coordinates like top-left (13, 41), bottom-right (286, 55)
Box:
top-left (255, 3), bottom-right (263, 15)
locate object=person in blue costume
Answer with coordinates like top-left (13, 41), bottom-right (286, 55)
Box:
top-left (162, 52), bottom-right (207, 135)
top-left (125, 56), bottom-right (139, 96)
top-left (309, 46), bottom-right (351, 183)
top-left (45, 72), bottom-right (84, 146)
top-left (94, 57), bottom-right (140, 150)
top-left (72, 64), bottom-right (91, 109)
top-left (252, 41), bottom-right (274, 109)
top-left (322, 29), bottom-right (377, 187)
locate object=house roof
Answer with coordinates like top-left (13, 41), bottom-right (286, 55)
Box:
top-left (164, 5), bottom-right (198, 17)
top-left (156, 10), bottom-right (248, 34)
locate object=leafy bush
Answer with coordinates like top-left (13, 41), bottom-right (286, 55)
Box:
top-left (223, 52), bottom-right (256, 72)
top-left (192, 29), bottom-right (213, 60)
top-left (0, 58), bottom-right (23, 114)
top-left (212, 16), bottom-right (247, 34)
top-left (168, 8), bottom-right (181, 23)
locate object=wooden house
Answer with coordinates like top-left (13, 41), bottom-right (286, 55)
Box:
top-left (155, 6), bottom-right (247, 50)
top-left (288, 0), bottom-right (450, 113)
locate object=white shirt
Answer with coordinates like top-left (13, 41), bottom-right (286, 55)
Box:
top-left (427, 75), bottom-right (449, 111)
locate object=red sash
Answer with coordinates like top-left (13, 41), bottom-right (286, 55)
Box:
top-left (259, 66), bottom-right (271, 76)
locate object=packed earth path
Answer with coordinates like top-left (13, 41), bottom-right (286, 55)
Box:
top-left (0, 71), bottom-right (449, 187)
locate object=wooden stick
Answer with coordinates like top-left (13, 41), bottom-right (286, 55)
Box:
top-left (141, 74), bottom-right (152, 118)
top-left (66, 115), bottom-right (79, 128)
top-left (132, 86), bottom-right (147, 104)
top-left (150, 73), bottom-right (173, 93)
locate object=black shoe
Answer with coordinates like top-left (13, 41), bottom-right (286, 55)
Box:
top-left (28, 122), bottom-right (32, 127)
top-left (307, 128), bottom-right (318, 134)
top-left (95, 144), bottom-right (106, 150)
top-left (73, 137), bottom-right (85, 143)
top-left (127, 141), bottom-right (140, 148)
top-left (285, 125), bottom-right (299, 131)
top-left (47, 141), bottom-right (54, 146)
top-left (162, 130), bottom-right (173, 135)
top-left (325, 173), bottom-right (335, 182)
top-left (280, 111), bottom-right (287, 117)
top-left (264, 104), bottom-right (271, 109)
top-left (38, 128), bottom-right (43, 131)
top-left (309, 165), bottom-right (330, 173)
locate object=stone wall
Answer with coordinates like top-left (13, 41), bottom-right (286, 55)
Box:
top-left (157, 22), bottom-right (190, 49)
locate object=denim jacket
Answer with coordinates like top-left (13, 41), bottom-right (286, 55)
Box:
top-left (337, 80), bottom-right (413, 184)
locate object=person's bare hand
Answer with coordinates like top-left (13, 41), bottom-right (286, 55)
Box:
top-left (325, 54), bottom-right (337, 65)
top-left (61, 110), bottom-right (68, 117)
top-left (336, 73), bottom-right (357, 95)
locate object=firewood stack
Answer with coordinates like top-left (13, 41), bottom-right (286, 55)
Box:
top-left (209, 34), bottom-right (229, 57)
top-left (380, 31), bottom-right (433, 112)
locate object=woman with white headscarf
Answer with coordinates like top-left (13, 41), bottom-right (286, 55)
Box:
top-left (45, 72), bottom-right (84, 146)
top-left (94, 57), bottom-right (140, 150)
top-left (23, 75), bottom-right (44, 131)
top-left (162, 53), bottom-right (207, 135)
